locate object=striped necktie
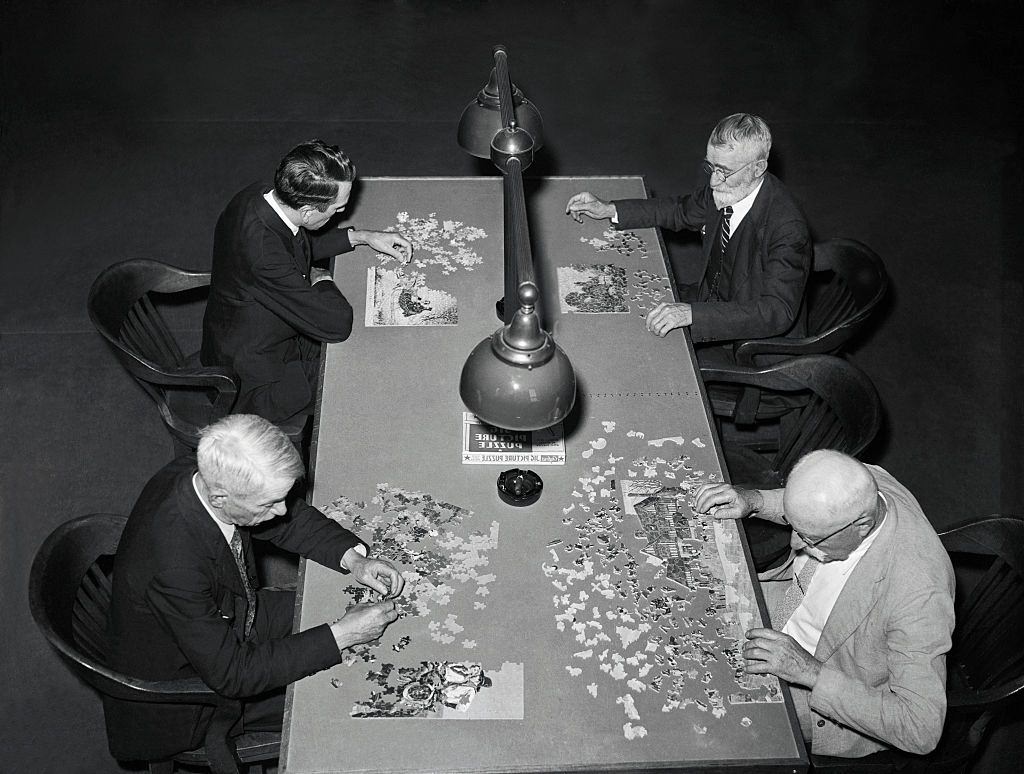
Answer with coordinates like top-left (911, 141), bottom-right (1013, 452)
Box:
top-left (770, 554), bottom-right (819, 628)
top-left (230, 529), bottom-right (257, 638)
top-left (719, 205), bottom-right (734, 254)
top-left (705, 205), bottom-right (734, 301)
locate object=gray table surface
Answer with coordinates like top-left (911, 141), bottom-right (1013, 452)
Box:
top-left (281, 176), bottom-right (807, 773)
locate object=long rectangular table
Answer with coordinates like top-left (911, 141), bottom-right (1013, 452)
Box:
top-left (281, 176), bottom-right (807, 773)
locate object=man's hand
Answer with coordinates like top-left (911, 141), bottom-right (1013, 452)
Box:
top-left (645, 302), bottom-right (693, 337)
top-left (565, 191), bottom-right (616, 223)
top-left (344, 553), bottom-right (405, 599)
top-left (309, 266), bottom-right (333, 284)
top-left (743, 628), bottom-right (822, 688)
top-left (329, 601), bottom-right (399, 652)
top-left (349, 229), bottom-right (412, 263)
top-left (692, 483), bottom-right (762, 520)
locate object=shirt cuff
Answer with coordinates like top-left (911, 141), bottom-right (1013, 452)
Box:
top-left (341, 543), bottom-right (368, 571)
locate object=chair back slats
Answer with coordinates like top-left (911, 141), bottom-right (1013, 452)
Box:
top-left (939, 516), bottom-right (1024, 715)
top-left (701, 355), bottom-right (881, 485)
top-left (952, 560), bottom-right (1024, 691)
top-left (89, 260), bottom-right (248, 451)
top-left (141, 294), bottom-right (187, 366)
top-left (733, 239), bottom-right (888, 367)
top-left (120, 295), bottom-right (184, 368)
top-left (810, 277), bottom-right (858, 334)
top-left (72, 561), bottom-right (113, 664)
top-left (775, 394), bottom-right (843, 476)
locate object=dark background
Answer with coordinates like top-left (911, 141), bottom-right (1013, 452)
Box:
top-left (2, 1), bottom-right (1021, 771)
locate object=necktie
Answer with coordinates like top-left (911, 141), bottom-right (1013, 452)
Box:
top-left (230, 529), bottom-right (257, 638)
top-left (770, 554), bottom-right (819, 628)
top-left (705, 206), bottom-right (733, 300)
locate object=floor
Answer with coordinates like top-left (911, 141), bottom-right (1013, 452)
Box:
top-left (2, 1), bottom-right (1021, 771)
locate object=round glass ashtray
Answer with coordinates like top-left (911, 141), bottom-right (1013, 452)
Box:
top-left (496, 468), bottom-right (543, 507)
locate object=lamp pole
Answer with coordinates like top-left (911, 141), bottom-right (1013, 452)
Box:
top-left (457, 46), bottom-right (576, 432)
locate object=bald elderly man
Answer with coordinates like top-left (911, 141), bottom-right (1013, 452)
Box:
top-left (694, 450), bottom-right (954, 758)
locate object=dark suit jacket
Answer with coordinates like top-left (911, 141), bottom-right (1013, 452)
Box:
top-left (614, 173), bottom-right (811, 344)
top-left (105, 456), bottom-right (364, 761)
top-left (201, 183), bottom-right (357, 423)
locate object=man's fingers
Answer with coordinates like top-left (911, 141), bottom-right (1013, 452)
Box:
top-left (742, 645), bottom-right (773, 661)
top-left (746, 627), bottom-right (783, 640)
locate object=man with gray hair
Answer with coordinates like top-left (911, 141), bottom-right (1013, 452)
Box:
top-left (106, 414), bottom-right (404, 762)
top-left (565, 113), bottom-right (811, 358)
top-left (693, 450), bottom-right (955, 758)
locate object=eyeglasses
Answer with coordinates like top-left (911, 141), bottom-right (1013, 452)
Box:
top-left (784, 492), bottom-right (886, 548)
top-left (702, 158), bottom-right (762, 182)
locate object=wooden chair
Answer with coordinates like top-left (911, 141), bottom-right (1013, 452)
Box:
top-left (707, 239), bottom-right (887, 427)
top-left (701, 355), bottom-right (882, 571)
top-left (701, 355), bottom-right (882, 490)
top-left (810, 515), bottom-right (1024, 773)
top-left (734, 238), bottom-right (888, 367)
top-left (28, 513), bottom-right (280, 774)
top-left (88, 259), bottom-right (305, 455)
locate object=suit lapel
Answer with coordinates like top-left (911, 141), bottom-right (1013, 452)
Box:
top-left (255, 186), bottom-right (310, 275)
top-left (724, 174), bottom-right (773, 288)
top-left (814, 503), bottom-right (899, 661)
top-left (173, 469), bottom-right (248, 598)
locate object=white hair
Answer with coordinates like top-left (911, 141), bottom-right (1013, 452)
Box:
top-left (196, 414), bottom-right (303, 496)
top-left (709, 113), bottom-right (772, 160)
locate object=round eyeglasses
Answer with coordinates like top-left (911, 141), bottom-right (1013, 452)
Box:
top-left (702, 158), bottom-right (762, 183)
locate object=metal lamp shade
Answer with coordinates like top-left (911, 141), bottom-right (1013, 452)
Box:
top-left (460, 330), bottom-right (576, 431)
top-left (457, 72), bottom-right (545, 159)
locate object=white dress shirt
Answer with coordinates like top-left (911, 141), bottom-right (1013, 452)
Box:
top-left (724, 177), bottom-right (764, 233)
top-left (783, 501), bottom-right (889, 654)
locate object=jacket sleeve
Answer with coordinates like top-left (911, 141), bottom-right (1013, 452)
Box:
top-left (807, 576), bottom-right (954, 754)
top-left (688, 212), bottom-right (810, 342)
top-left (246, 227), bottom-right (354, 343)
top-left (250, 499), bottom-right (366, 570)
top-left (310, 225), bottom-right (355, 261)
top-left (145, 566), bottom-right (342, 698)
top-left (612, 189), bottom-right (710, 233)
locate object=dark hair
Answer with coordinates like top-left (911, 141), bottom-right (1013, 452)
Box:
top-left (274, 140), bottom-right (356, 211)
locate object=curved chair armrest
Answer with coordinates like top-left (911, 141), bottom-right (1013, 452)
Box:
top-left (948, 677), bottom-right (1024, 711)
top-left (699, 361), bottom-right (808, 392)
top-left (47, 639), bottom-right (222, 705)
top-left (734, 329), bottom-right (849, 367)
top-left (104, 673), bottom-right (222, 705)
top-left (120, 355), bottom-right (239, 401)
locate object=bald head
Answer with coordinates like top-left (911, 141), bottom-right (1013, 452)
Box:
top-left (784, 450), bottom-right (879, 537)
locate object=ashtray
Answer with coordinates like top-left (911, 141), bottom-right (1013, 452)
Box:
top-left (496, 468), bottom-right (543, 507)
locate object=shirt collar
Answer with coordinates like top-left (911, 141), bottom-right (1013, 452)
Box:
top-left (264, 189), bottom-right (300, 236)
top-left (725, 177), bottom-right (764, 224)
top-left (192, 472), bottom-right (236, 545)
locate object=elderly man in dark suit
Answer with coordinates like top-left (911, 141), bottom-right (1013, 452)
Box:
top-left (565, 113), bottom-right (811, 359)
top-left (201, 139), bottom-right (412, 425)
top-left (693, 450), bottom-right (954, 758)
top-left (106, 414), bottom-right (404, 762)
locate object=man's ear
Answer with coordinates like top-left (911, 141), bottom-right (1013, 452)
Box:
top-left (754, 158), bottom-right (768, 178)
top-left (207, 487), bottom-right (230, 509)
top-left (299, 205), bottom-right (315, 224)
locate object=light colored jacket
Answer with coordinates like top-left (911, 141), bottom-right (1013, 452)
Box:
top-left (760, 465), bottom-right (955, 757)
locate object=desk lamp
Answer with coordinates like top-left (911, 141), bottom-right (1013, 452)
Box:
top-left (457, 45), bottom-right (576, 432)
